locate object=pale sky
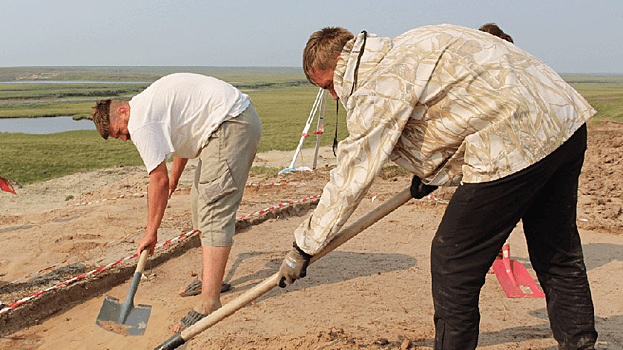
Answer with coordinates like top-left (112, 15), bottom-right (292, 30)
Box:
top-left (1, 0), bottom-right (622, 74)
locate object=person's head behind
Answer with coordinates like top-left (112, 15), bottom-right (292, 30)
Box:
top-left (303, 27), bottom-right (354, 85)
top-left (479, 23), bottom-right (513, 43)
top-left (91, 99), bottom-right (130, 141)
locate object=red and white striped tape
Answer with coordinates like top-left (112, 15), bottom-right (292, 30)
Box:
top-left (0, 216), bottom-right (195, 290)
top-left (4, 185), bottom-right (587, 300)
top-left (425, 193), bottom-right (448, 204)
top-left (70, 191), bottom-right (147, 206)
top-left (2, 192), bottom-right (312, 291)
top-left (69, 183), bottom-right (299, 207)
top-left (0, 194), bottom-right (319, 313)
top-left (0, 227), bottom-right (144, 289)
top-left (0, 229), bottom-right (197, 315)
top-left (237, 195), bottom-right (319, 220)
top-left (245, 182), bottom-right (301, 187)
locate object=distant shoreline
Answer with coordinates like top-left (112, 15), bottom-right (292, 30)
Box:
top-left (0, 65), bottom-right (619, 74)
top-left (0, 66), bottom-right (305, 82)
top-left (0, 81), bottom-right (151, 84)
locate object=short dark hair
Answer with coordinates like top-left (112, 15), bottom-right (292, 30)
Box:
top-left (91, 99), bottom-right (111, 139)
top-left (479, 23), bottom-right (514, 43)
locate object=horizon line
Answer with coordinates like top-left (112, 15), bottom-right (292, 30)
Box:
top-left (0, 66), bottom-right (621, 76)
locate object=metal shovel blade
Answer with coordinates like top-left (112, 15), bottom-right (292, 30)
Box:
top-left (492, 245), bottom-right (545, 298)
top-left (96, 295), bottom-right (152, 336)
top-left (96, 250), bottom-right (152, 336)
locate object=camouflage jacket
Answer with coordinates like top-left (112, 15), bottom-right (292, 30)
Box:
top-left (295, 24), bottom-right (595, 255)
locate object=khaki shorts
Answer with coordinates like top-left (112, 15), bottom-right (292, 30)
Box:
top-left (191, 104), bottom-right (262, 247)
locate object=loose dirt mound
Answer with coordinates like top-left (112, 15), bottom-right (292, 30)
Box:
top-left (578, 121), bottom-right (623, 233)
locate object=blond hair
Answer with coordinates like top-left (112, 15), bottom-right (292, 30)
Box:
top-left (91, 99), bottom-right (112, 139)
top-left (303, 27), bottom-right (354, 84)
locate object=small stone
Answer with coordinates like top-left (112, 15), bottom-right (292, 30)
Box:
top-left (375, 338), bottom-right (389, 345)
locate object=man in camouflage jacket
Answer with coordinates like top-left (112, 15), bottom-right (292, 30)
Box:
top-left (278, 24), bottom-right (597, 349)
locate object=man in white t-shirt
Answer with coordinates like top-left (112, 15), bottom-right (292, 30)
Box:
top-left (91, 73), bottom-right (262, 331)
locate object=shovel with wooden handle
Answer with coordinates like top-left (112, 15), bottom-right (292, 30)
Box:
top-left (155, 187), bottom-right (412, 350)
top-left (96, 249), bottom-right (152, 336)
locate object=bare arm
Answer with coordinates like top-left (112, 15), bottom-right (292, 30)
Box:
top-left (137, 161), bottom-right (169, 254)
top-left (168, 157), bottom-right (188, 198)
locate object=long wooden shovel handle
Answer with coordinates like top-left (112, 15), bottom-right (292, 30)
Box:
top-left (155, 187), bottom-right (412, 349)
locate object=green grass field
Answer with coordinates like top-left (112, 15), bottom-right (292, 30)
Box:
top-left (0, 67), bottom-right (349, 184)
top-left (565, 74), bottom-right (623, 121)
top-left (0, 130), bottom-right (144, 183)
top-left (0, 68), bottom-right (621, 185)
top-left (0, 83), bottom-right (148, 119)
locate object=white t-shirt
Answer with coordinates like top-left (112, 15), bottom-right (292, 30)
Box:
top-left (128, 73), bottom-right (250, 173)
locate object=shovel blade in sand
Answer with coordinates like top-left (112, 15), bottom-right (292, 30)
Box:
top-left (96, 295), bottom-right (152, 336)
top-left (96, 250), bottom-right (152, 336)
top-left (492, 245), bottom-right (545, 298)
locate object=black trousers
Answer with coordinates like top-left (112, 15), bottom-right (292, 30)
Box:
top-left (431, 124), bottom-right (597, 349)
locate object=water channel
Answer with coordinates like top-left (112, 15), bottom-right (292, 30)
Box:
top-left (0, 117), bottom-right (95, 134)
top-left (0, 80), bottom-right (144, 134)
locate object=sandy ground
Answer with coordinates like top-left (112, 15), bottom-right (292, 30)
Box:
top-left (0, 121), bottom-right (621, 349)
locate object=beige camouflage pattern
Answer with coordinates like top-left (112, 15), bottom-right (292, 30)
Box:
top-left (295, 24), bottom-right (595, 255)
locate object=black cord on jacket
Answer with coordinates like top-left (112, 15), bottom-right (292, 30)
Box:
top-left (334, 30), bottom-right (368, 156)
top-left (350, 30), bottom-right (368, 96)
